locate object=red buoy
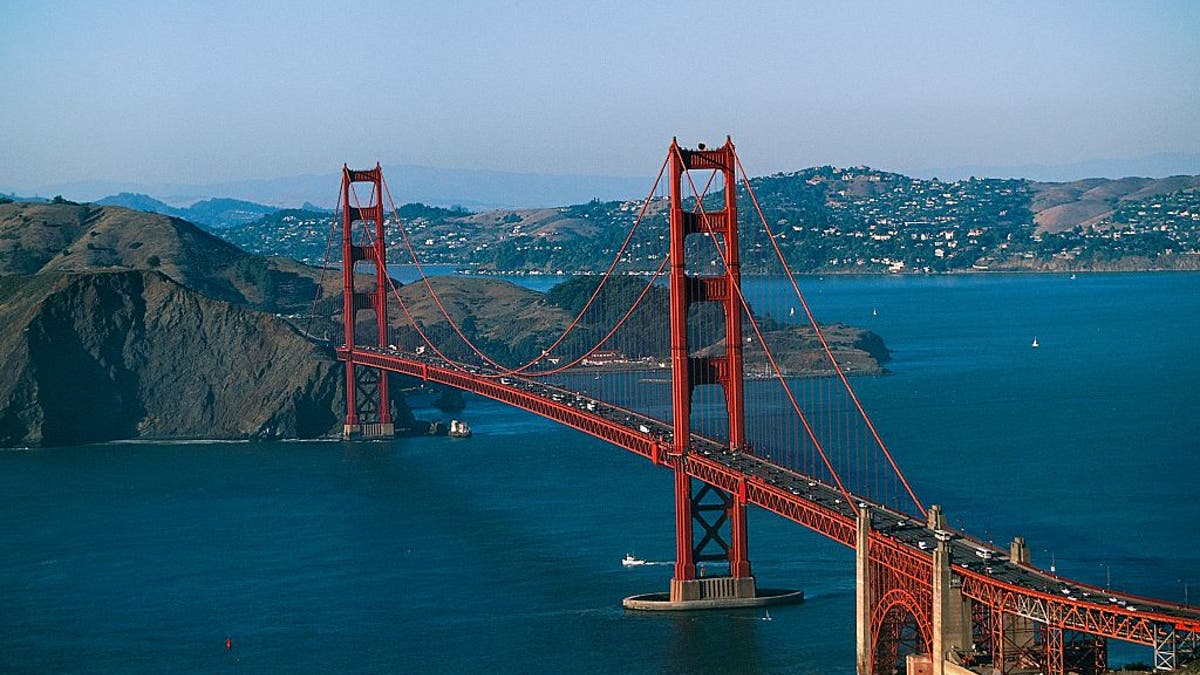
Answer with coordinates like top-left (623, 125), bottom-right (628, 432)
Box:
top-left (226, 637), bottom-right (232, 651)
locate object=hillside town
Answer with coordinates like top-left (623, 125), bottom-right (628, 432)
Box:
top-left (201, 167), bottom-right (1200, 274)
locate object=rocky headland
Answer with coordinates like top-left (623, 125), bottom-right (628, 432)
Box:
top-left (0, 202), bottom-right (413, 446)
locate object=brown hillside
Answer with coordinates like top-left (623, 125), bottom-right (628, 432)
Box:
top-left (0, 203), bottom-right (411, 446)
top-left (383, 276), bottom-right (574, 360)
top-left (0, 202), bottom-right (340, 315)
top-left (463, 207), bottom-right (603, 241)
top-left (1029, 176), bottom-right (1200, 233)
top-left (1033, 201), bottom-right (1114, 233)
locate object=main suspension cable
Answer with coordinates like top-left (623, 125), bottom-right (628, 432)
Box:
top-left (305, 182), bottom-right (351, 343)
top-left (377, 157), bottom-right (670, 376)
top-left (674, 145), bottom-right (854, 506)
top-left (344, 180), bottom-right (472, 371)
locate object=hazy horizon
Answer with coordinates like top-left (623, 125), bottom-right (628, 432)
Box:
top-left (8, 151), bottom-right (1200, 211)
top-left (2, 1), bottom-right (1198, 192)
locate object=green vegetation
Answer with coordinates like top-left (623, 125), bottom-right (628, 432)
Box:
top-left (545, 275), bottom-right (672, 358)
top-left (217, 204), bottom-right (470, 265)
top-left (233, 256), bottom-right (276, 309)
top-left (219, 208), bottom-right (335, 263)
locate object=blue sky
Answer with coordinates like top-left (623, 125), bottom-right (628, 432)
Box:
top-left (2, 0), bottom-right (1198, 188)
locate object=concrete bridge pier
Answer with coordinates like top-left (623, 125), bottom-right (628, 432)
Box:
top-left (932, 540), bottom-right (972, 675)
top-left (856, 505), bottom-right (872, 675)
top-left (624, 470), bottom-right (803, 611)
top-left (1009, 535), bottom-right (1031, 564)
top-left (342, 422), bottom-right (395, 440)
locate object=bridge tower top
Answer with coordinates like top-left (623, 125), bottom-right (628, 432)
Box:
top-left (667, 136), bottom-right (745, 454)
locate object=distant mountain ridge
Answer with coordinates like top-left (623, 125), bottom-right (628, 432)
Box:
top-left (6, 164), bottom-right (655, 211)
top-left (94, 192), bottom-right (280, 228)
top-left (6, 153), bottom-right (1197, 212)
top-left (908, 152), bottom-right (1200, 183)
top-left (7, 163), bottom-right (1199, 275)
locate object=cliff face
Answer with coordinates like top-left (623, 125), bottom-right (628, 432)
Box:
top-left (0, 270), bottom-right (353, 446)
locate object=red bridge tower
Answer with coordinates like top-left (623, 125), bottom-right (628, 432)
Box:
top-left (667, 137), bottom-right (754, 603)
top-left (340, 164), bottom-right (394, 439)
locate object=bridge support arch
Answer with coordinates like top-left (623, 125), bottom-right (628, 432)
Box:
top-left (872, 588), bottom-right (932, 674)
top-left (858, 505), bottom-right (938, 675)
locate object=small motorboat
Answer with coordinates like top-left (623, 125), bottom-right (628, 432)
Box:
top-left (622, 554), bottom-right (646, 567)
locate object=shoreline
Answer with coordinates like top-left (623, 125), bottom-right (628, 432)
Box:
top-left (436, 265), bottom-right (1200, 279)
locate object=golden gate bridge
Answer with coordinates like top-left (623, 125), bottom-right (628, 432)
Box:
top-left (313, 138), bottom-right (1198, 675)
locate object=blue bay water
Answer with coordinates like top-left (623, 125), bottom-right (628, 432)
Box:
top-left (2, 272), bottom-right (1198, 673)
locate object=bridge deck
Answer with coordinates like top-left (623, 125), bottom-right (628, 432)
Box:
top-left (340, 346), bottom-right (1200, 646)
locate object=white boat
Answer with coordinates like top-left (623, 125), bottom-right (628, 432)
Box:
top-left (762, 609), bottom-right (773, 621)
top-left (1031, 337), bottom-right (1039, 349)
top-left (448, 420), bottom-right (472, 438)
top-left (621, 554), bottom-right (646, 567)
top-left (872, 307), bottom-right (878, 316)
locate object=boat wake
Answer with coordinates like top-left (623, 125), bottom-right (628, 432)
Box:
top-left (621, 554), bottom-right (671, 567)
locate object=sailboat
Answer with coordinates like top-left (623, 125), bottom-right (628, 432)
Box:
top-left (872, 307), bottom-right (878, 317)
top-left (762, 609), bottom-right (773, 621)
top-left (789, 307), bottom-right (795, 317)
top-left (1031, 337), bottom-right (1039, 349)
